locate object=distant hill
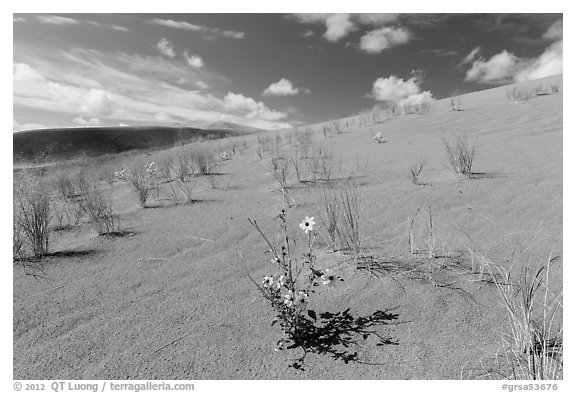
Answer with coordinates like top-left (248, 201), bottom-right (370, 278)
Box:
top-left (13, 124), bottom-right (261, 161)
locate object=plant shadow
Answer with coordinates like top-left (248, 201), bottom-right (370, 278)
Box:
top-left (286, 307), bottom-right (400, 370)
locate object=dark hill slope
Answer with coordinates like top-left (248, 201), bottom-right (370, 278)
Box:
top-left (13, 125), bottom-right (259, 161)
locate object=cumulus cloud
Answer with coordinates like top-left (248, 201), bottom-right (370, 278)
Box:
top-left (262, 78), bottom-right (309, 97)
top-left (465, 19), bottom-right (563, 84)
top-left (184, 52), bottom-right (204, 68)
top-left (465, 50), bottom-right (522, 84)
top-left (324, 14), bottom-right (355, 42)
top-left (48, 83), bottom-right (118, 117)
top-left (36, 15), bottom-right (79, 26)
top-left (13, 63), bottom-right (46, 82)
top-left (223, 92), bottom-right (287, 121)
top-left (73, 116), bottom-right (101, 126)
top-left (359, 27), bottom-right (410, 54)
top-left (292, 13), bottom-right (401, 42)
top-left (148, 18), bottom-right (245, 39)
top-left (514, 41), bottom-right (562, 82)
top-left (156, 38), bottom-right (176, 58)
top-left (370, 74), bottom-right (433, 107)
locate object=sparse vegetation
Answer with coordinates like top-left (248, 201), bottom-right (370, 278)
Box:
top-left (467, 255), bottom-right (563, 380)
top-left (14, 179), bottom-right (52, 257)
top-left (444, 135), bottom-right (476, 177)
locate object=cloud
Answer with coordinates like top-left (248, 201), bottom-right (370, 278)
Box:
top-left (465, 42), bottom-right (562, 84)
top-left (324, 14), bottom-right (355, 42)
top-left (263, 78), bottom-right (309, 97)
top-left (13, 16), bottom-right (26, 23)
top-left (461, 46), bottom-right (482, 65)
top-left (14, 45), bottom-right (293, 130)
top-left (36, 15), bottom-right (79, 26)
top-left (464, 50), bottom-right (522, 84)
top-left (184, 52), bottom-right (204, 68)
top-left (223, 92), bottom-right (287, 121)
top-left (292, 13), bottom-right (401, 42)
top-left (543, 19), bottom-right (562, 41)
top-left (156, 38), bottom-right (176, 58)
top-left (514, 40), bottom-right (563, 82)
top-left (370, 74), bottom-right (433, 107)
top-left (13, 119), bottom-right (46, 132)
top-left (148, 18), bottom-right (245, 39)
top-left (48, 83), bottom-right (118, 117)
top-left (359, 27), bottom-right (410, 54)
top-left (73, 116), bottom-right (101, 126)
top-left (13, 63), bottom-right (46, 82)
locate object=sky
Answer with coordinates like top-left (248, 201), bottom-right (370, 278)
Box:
top-left (13, 13), bottom-right (563, 131)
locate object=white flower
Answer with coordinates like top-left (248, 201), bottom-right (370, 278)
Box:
top-left (261, 276), bottom-right (274, 288)
top-left (276, 275), bottom-right (286, 290)
top-left (299, 216), bottom-right (316, 234)
top-left (320, 269), bottom-right (343, 287)
top-left (295, 291), bottom-right (309, 307)
top-left (283, 290), bottom-right (295, 306)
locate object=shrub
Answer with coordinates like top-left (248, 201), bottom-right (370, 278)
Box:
top-left (14, 180), bottom-right (52, 257)
top-left (194, 148), bottom-right (217, 175)
top-left (126, 163), bottom-right (154, 207)
top-left (83, 186), bottom-right (119, 235)
top-left (444, 135), bottom-right (476, 177)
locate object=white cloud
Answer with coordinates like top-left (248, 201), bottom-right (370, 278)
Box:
top-left (156, 38), bottom-right (176, 58)
top-left (36, 15), bottom-right (79, 26)
top-left (13, 119), bottom-right (46, 132)
top-left (359, 27), bottom-right (410, 54)
top-left (13, 63), bottom-right (46, 82)
top-left (48, 83), bottom-right (118, 117)
top-left (292, 13), bottom-right (401, 42)
top-left (465, 41), bottom-right (562, 84)
top-left (371, 75), bottom-right (433, 106)
top-left (461, 46), bottom-right (482, 65)
top-left (148, 18), bottom-right (245, 39)
top-left (223, 92), bottom-right (287, 121)
top-left (73, 116), bottom-right (101, 126)
top-left (514, 41), bottom-right (563, 82)
top-left (13, 16), bottom-right (26, 23)
top-left (154, 111), bottom-right (173, 123)
top-left (465, 50), bottom-right (521, 84)
top-left (262, 78), bottom-right (309, 97)
top-left (324, 14), bottom-right (355, 42)
top-left (543, 19), bottom-right (562, 41)
top-left (14, 46), bottom-right (293, 130)
top-left (184, 52), bottom-right (204, 68)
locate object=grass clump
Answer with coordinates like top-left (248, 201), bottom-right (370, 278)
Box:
top-left (444, 135), bottom-right (476, 177)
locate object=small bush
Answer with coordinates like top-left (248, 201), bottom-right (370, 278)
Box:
top-left (14, 181), bottom-right (52, 257)
top-left (444, 136), bottom-right (476, 177)
top-left (126, 164), bottom-right (153, 207)
top-left (194, 148), bottom-right (217, 175)
top-left (83, 186), bottom-right (119, 235)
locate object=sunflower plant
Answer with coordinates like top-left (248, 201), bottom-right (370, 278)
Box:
top-left (248, 210), bottom-right (343, 355)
